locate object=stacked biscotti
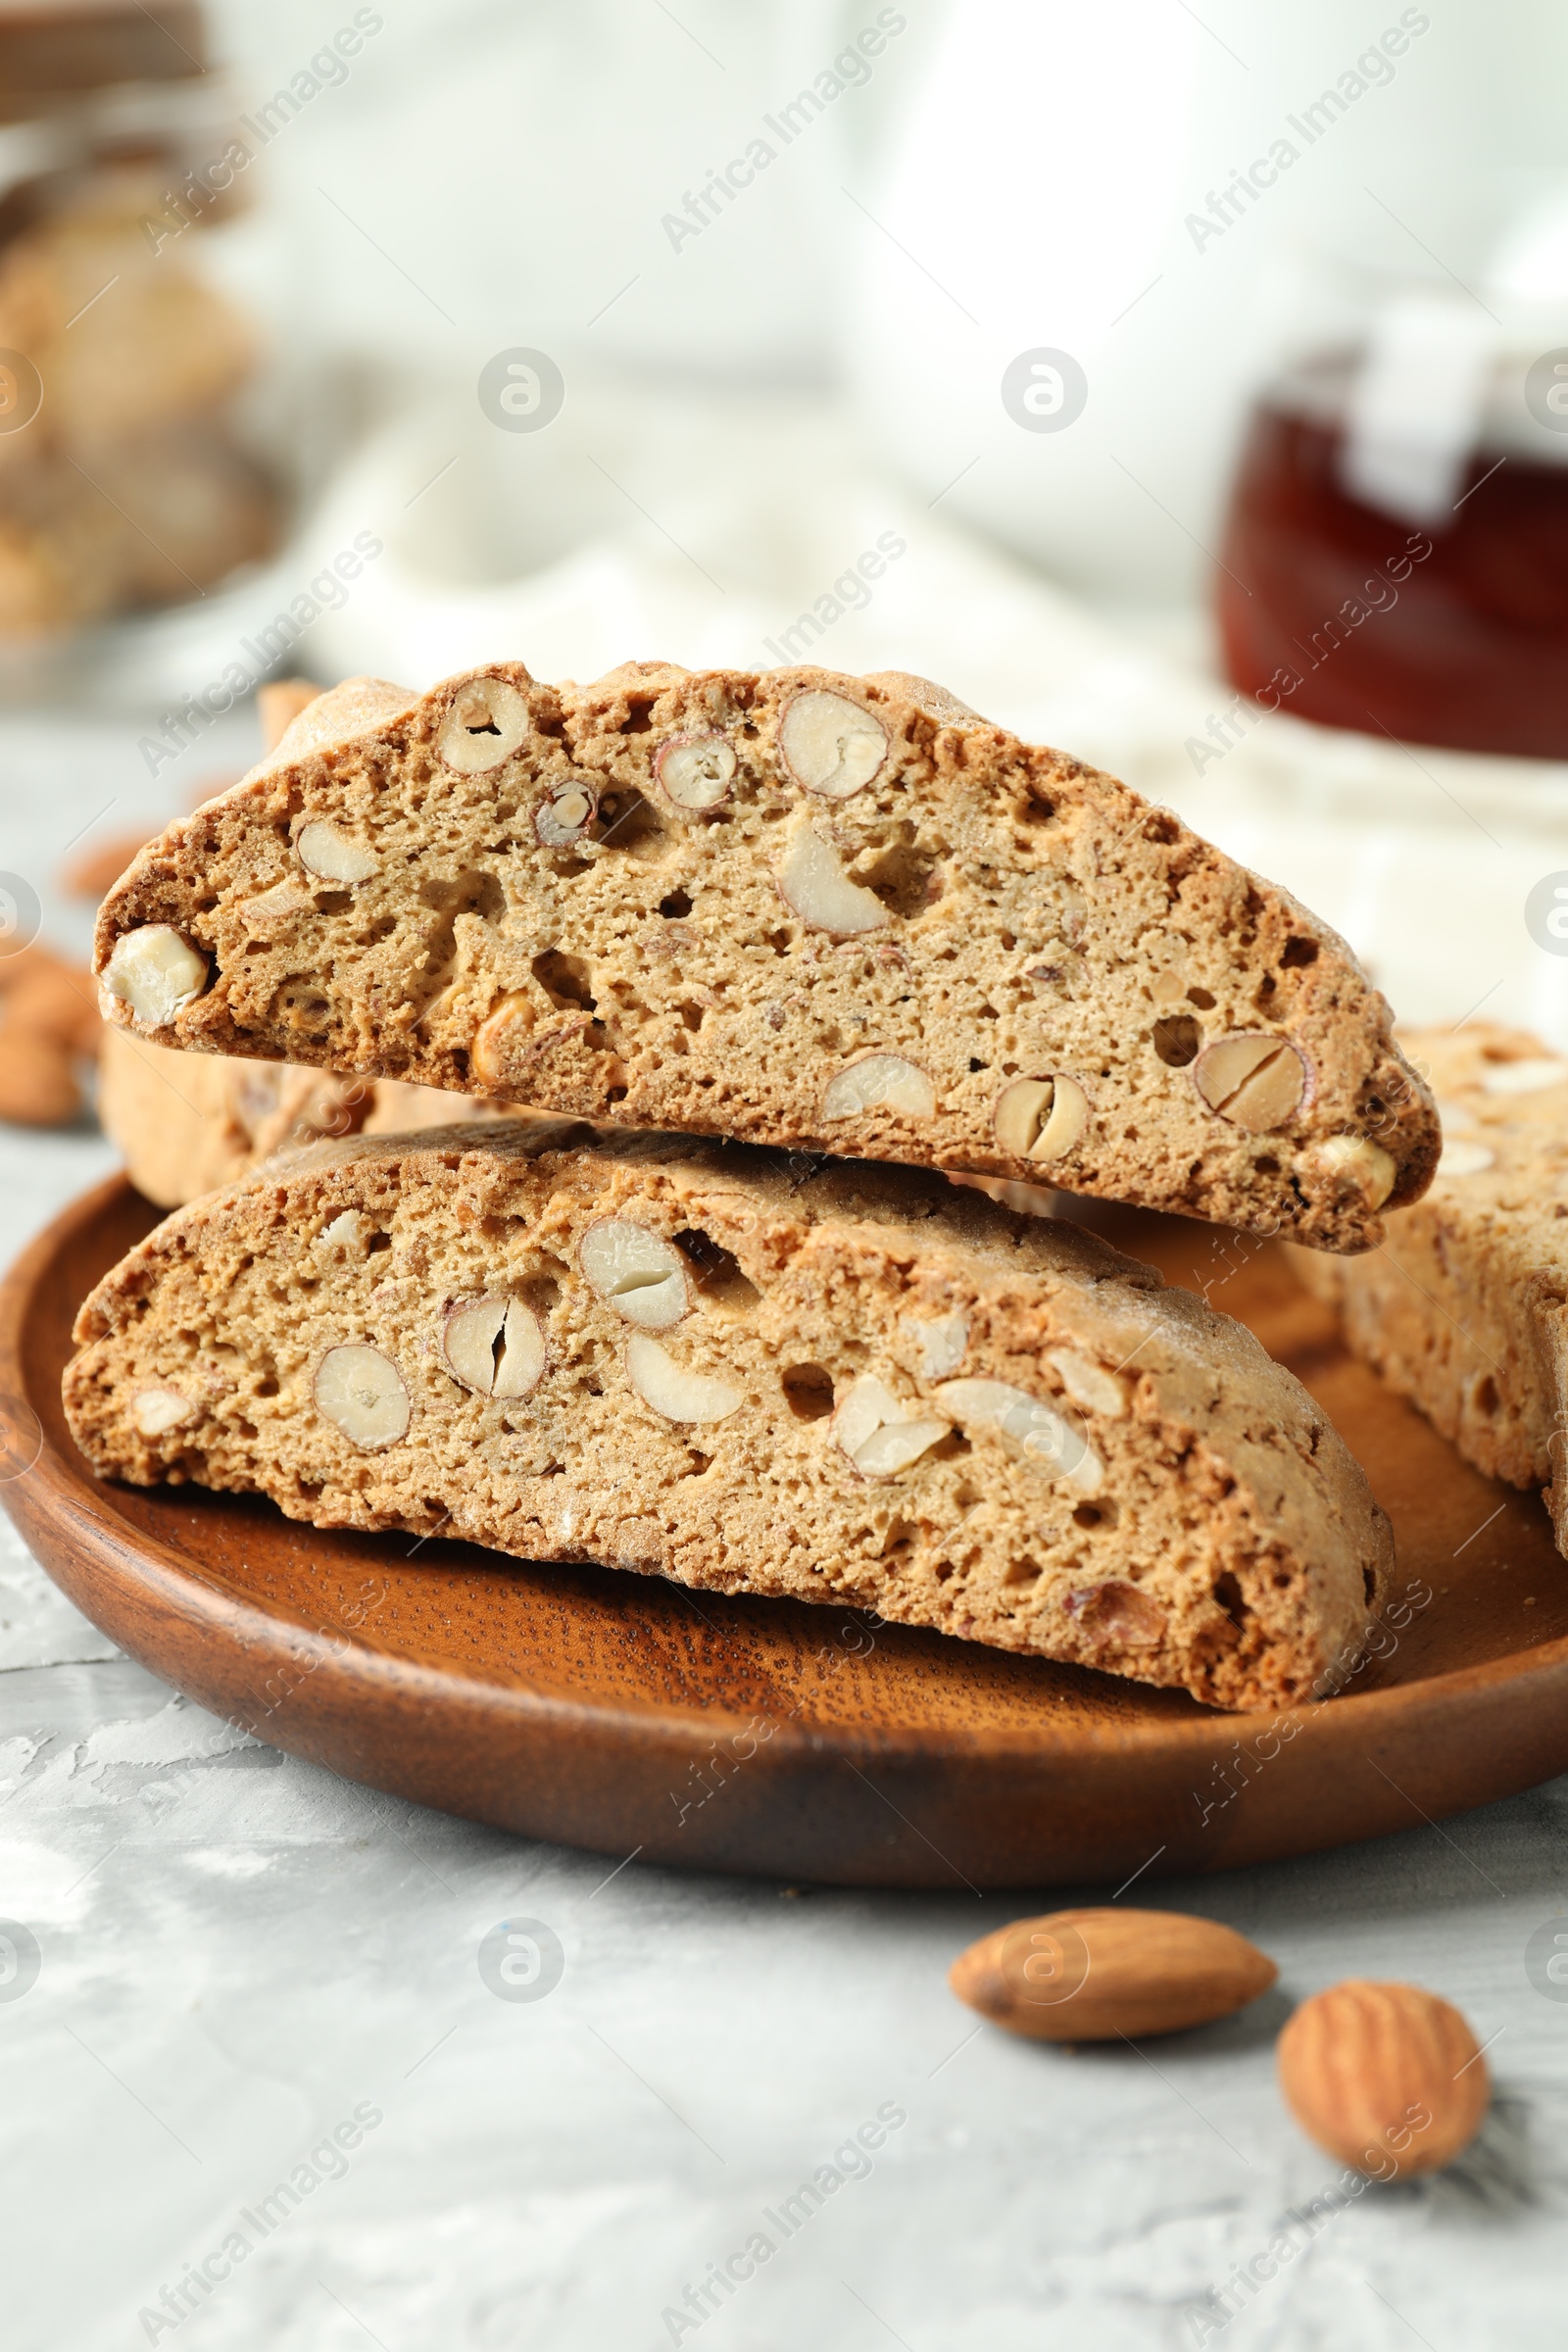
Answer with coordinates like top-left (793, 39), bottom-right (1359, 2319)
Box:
top-left (63, 661), bottom-right (1444, 1709)
top-left (1293, 1023), bottom-right (1568, 1555)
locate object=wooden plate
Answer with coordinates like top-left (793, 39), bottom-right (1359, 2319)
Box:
top-left (3, 1173), bottom-right (1566, 1888)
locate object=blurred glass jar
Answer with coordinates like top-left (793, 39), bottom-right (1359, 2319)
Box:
top-left (0, 0), bottom-right (279, 642)
top-left (1217, 205), bottom-right (1568, 760)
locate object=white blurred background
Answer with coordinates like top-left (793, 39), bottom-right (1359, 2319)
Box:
top-left (8, 0), bottom-right (1568, 1039)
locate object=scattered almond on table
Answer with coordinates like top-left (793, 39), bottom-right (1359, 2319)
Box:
top-left (59, 830), bottom-right (168, 903)
top-left (1276, 1978), bottom-right (1490, 2178)
top-left (949, 1907), bottom-right (1278, 2042)
top-left (0, 943), bottom-right (100, 1126)
top-left (951, 1915), bottom-right (1491, 2179)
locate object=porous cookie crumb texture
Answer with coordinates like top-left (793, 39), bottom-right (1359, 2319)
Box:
top-left (91, 660), bottom-right (1438, 1252)
top-left (97, 1023), bottom-right (530, 1209)
top-left (1292, 1023), bottom-right (1568, 1553)
top-left (64, 1124), bottom-right (1389, 1712)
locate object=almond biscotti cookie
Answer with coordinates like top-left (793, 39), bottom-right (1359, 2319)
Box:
top-left (64, 1122), bottom-right (1391, 1711)
top-left (1292, 1022), bottom-right (1568, 1550)
top-left (97, 1023), bottom-right (527, 1209)
top-left (91, 662), bottom-right (1437, 1253)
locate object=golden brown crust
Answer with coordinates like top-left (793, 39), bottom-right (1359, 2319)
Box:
top-left (63, 1123), bottom-right (1389, 1712)
top-left (92, 660), bottom-right (1438, 1250)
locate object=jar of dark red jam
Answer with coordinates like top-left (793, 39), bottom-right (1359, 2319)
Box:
top-left (1217, 253), bottom-right (1568, 760)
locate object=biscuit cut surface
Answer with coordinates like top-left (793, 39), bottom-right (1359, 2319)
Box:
top-left (92, 661), bottom-right (1437, 1253)
top-left (1292, 1023), bottom-right (1568, 1552)
top-left (64, 1124), bottom-right (1390, 1712)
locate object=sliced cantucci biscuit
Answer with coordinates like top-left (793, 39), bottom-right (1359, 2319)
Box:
top-left (1292, 1022), bottom-right (1568, 1553)
top-left (96, 1023), bottom-right (535, 1208)
top-left (91, 659), bottom-right (1438, 1251)
top-left (64, 1122), bottom-right (1391, 1712)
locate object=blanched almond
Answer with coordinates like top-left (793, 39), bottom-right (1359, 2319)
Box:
top-left (821, 1054), bottom-right (934, 1124)
top-left (832, 1373), bottom-right (950, 1479)
top-left (655, 733), bottom-right (736, 811)
top-left (101, 925), bottom-right (208, 1030)
top-left (1302, 1133), bottom-right (1396, 1208)
top-left (131, 1387), bottom-right (195, 1439)
top-left (314, 1344), bottom-right (410, 1449)
top-left (775, 816), bottom-right (887, 937)
top-left (935, 1376), bottom-right (1102, 1494)
top-left (625, 1332), bottom-right (743, 1423)
top-left (902, 1308), bottom-right (969, 1381)
top-left (444, 1297), bottom-right (546, 1399)
top-left (296, 821), bottom-right (378, 885)
top-left (1048, 1348), bottom-right (1128, 1417)
top-left (579, 1220), bottom-right (689, 1328)
top-left (777, 689), bottom-right (888, 799)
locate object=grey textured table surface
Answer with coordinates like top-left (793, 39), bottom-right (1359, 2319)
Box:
top-left (3, 719), bottom-right (1568, 2352)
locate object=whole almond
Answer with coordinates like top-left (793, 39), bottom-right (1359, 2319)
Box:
top-left (1277, 1980), bottom-right (1489, 2178)
top-left (0, 941), bottom-right (69, 997)
top-left (60, 830), bottom-right (159, 903)
top-left (257, 676), bottom-right (321, 750)
top-left (4, 965), bottom-right (101, 1054)
top-left (950, 1907), bottom-right (1277, 2042)
top-left (0, 1027), bottom-right (81, 1126)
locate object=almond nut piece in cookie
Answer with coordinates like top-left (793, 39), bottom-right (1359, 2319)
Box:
top-left (625, 1331), bottom-right (744, 1423)
top-left (1277, 1980), bottom-right (1490, 2178)
top-left (438, 675), bottom-right (530, 775)
top-left (821, 1054), bottom-right (934, 1124)
top-left (774, 814), bottom-right (887, 937)
top-left (579, 1219), bottom-right (689, 1328)
top-left (1194, 1034), bottom-right (1307, 1131)
top-left (832, 1373), bottom-right (951, 1478)
top-left (654, 733), bottom-right (736, 811)
top-left (471, 992), bottom-right (535, 1087)
top-left (1048, 1348), bottom-right (1129, 1417)
top-left (1300, 1133), bottom-right (1396, 1209)
top-left (296, 821), bottom-right (378, 885)
top-left (935, 1376), bottom-right (1102, 1494)
top-left (102, 925), bottom-right (209, 1028)
top-left (314, 1344), bottom-right (411, 1449)
top-left (950, 1908), bottom-right (1277, 2042)
top-left (993, 1074), bottom-right (1091, 1163)
top-left (443, 1296), bottom-right (546, 1399)
top-left (131, 1387), bottom-right (195, 1438)
top-left (535, 782), bottom-right (597, 848)
top-left (777, 689), bottom-right (888, 800)
top-left (902, 1308), bottom-right (968, 1381)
